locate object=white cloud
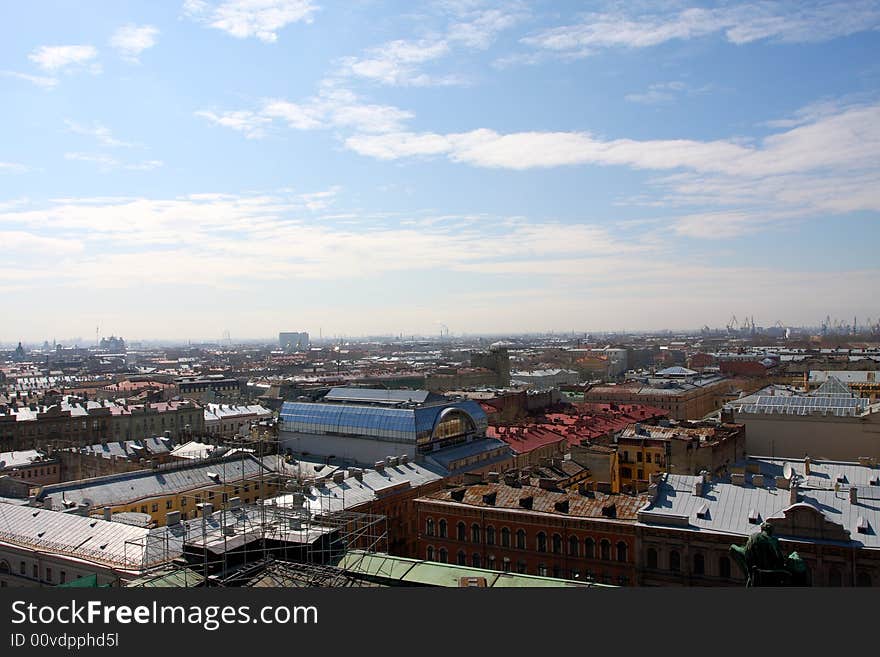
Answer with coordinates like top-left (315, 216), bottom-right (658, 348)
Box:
top-left (64, 152), bottom-right (164, 172)
top-left (625, 81), bottom-right (688, 105)
top-left (197, 86), bottom-right (414, 137)
top-left (110, 24), bottom-right (159, 62)
top-left (338, 39), bottom-right (455, 87)
top-left (520, 2), bottom-right (880, 59)
top-left (28, 45), bottom-right (98, 72)
top-left (1, 70), bottom-right (58, 89)
top-left (64, 120), bottom-right (136, 148)
top-left (0, 162), bottom-right (30, 174)
top-left (184, 0), bottom-right (318, 43)
top-left (194, 109), bottom-right (272, 138)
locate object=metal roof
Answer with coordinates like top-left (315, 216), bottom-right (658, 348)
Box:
top-left (0, 503), bottom-right (183, 571)
top-left (639, 458), bottom-right (880, 548)
top-left (36, 454), bottom-right (272, 510)
top-left (324, 387), bottom-right (435, 405)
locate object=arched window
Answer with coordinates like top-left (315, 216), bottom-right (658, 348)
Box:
top-left (425, 518), bottom-right (435, 537)
top-left (584, 537), bottom-right (595, 559)
top-left (669, 550), bottom-right (681, 572)
top-left (457, 522), bottom-right (466, 541)
top-left (693, 553), bottom-right (705, 576)
top-left (472, 553), bottom-right (481, 568)
top-left (457, 550), bottom-right (467, 566)
top-left (438, 519), bottom-right (447, 538)
top-left (616, 541), bottom-right (628, 563)
top-left (500, 527), bottom-right (510, 547)
top-left (438, 547), bottom-right (447, 563)
top-left (537, 532), bottom-right (547, 553)
top-left (487, 555), bottom-right (496, 569)
top-left (646, 547), bottom-right (658, 570)
top-left (426, 546), bottom-right (434, 561)
top-left (568, 535), bottom-right (579, 557)
top-left (486, 526), bottom-right (496, 546)
top-left (472, 523), bottom-right (481, 544)
top-left (856, 571), bottom-right (872, 587)
top-left (0, 561), bottom-right (9, 574)
top-left (719, 556), bottom-right (731, 579)
top-left (600, 539), bottom-right (611, 561)
top-left (552, 533), bottom-right (562, 554)
top-left (516, 529), bottom-right (526, 550)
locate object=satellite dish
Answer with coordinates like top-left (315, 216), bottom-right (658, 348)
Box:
top-left (783, 463), bottom-right (793, 480)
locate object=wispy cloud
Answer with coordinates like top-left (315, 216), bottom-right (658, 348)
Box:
top-left (64, 120), bottom-right (137, 148)
top-left (194, 109), bottom-right (272, 138)
top-left (64, 152), bottom-right (163, 172)
top-left (183, 0), bottom-right (318, 43)
top-left (110, 24), bottom-right (159, 62)
top-left (28, 45), bottom-right (99, 73)
top-left (1, 70), bottom-right (58, 89)
top-left (625, 80), bottom-right (688, 105)
top-left (0, 162), bottom-right (31, 174)
top-left (519, 2), bottom-right (880, 61)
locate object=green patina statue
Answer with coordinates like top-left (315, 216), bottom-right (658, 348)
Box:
top-left (729, 522), bottom-right (809, 586)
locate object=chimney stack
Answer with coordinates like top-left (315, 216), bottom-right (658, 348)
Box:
top-left (850, 486), bottom-right (858, 505)
top-left (789, 483), bottom-right (799, 505)
top-left (693, 480), bottom-right (704, 496)
top-left (103, 507), bottom-right (112, 521)
top-left (804, 456), bottom-right (811, 475)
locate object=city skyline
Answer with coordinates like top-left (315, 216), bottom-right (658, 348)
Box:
top-left (2, 1), bottom-right (879, 341)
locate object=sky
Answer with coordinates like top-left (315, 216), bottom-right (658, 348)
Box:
top-left (1, 0), bottom-right (879, 342)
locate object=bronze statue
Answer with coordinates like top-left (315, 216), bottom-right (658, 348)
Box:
top-left (729, 522), bottom-right (808, 586)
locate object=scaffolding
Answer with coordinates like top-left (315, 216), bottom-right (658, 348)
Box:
top-left (122, 430), bottom-right (389, 587)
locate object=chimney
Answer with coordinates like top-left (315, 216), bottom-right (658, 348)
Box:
top-left (804, 456), bottom-right (811, 475)
top-left (775, 475), bottom-right (790, 489)
top-left (752, 474), bottom-right (764, 488)
top-left (166, 510), bottom-right (181, 526)
top-left (202, 502), bottom-right (214, 517)
top-left (399, 454), bottom-right (409, 465)
top-left (351, 468), bottom-right (363, 482)
top-left (789, 483), bottom-right (799, 505)
top-left (487, 472), bottom-right (500, 483)
top-left (850, 486), bottom-right (858, 505)
top-left (693, 480), bottom-right (704, 496)
top-left (374, 461), bottom-right (385, 472)
top-left (730, 473), bottom-right (745, 486)
top-left (538, 478), bottom-right (559, 491)
top-left (578, 481), bottom-right (594, 496)
top-left (650, 472), bottom-right (664, 485)
top-left (701, 470), bottom-right (711, 484)
top-left (332, 471), bottom-right (345, 484)
top-left (103, 507), bottom-right (112, 521)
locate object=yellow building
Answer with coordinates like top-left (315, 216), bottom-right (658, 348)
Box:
top-left (35, 454), bottom-right (283, 527)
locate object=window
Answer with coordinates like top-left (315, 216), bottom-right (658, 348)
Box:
top-left (438, 519), bottom-right (447, 538)
top-left (426, 518), bottom-right (435, 536)
top-left (166, 500), bottom-right (173, 510)
top-left (600, 539), bottom-right (611, 561)
top-left (438, 548), bottom-right (447, 563)
top-left (517, 561), bottom-right (526, 574)
top-left (60, 571), bottom-right (66, 584)
top-left (486, 526), bottom-right (495, 546)
top-left (0, 561), bottom-right (8, 574)
top-left (568, 535), bottom-right (579, 557)
top-left (616, 541), bottom-right (628, 563)
top-left (46, 567), bottom-right (52, 583)
top-left (637, 470), bottom-right (644, 480)
top-left (552, 533), bottom-right (562, 554)
top-left (693, 553), bottom-right (705, 576)
top-left (20, 562), bottom-right (25, 575)
top-left (457, 550), bottom-right (467, 566)
top-left (537, 532), bottom-right (547, 553)
top-left (719, 556), bottom-right (731, 579)
top-left (621, 467), bottom-right (632, 479)
top-left (669, 550), bottom-right (681, 572)
top-left (457, 522), bottom-right (466, 541)
top-left (33, 564), bottom-right (38, 579)
top-left (856, 571), bottom-right (872, 587)
top-left (501, 527), bottom-right (510, 547)
top-left (472, 553), bottom-right (481, 568)
top-left (151, 503), bottom-right (159, 513)
top-left (516, 529), bottom-right (526, 550)
top-left (427, 546), bottom-right (434, 561)
top-left (487, 555), bottom-right (495, 570)
top-left (537, 564), bottom-right (548, 577)
top-left (584, 537), bottom-right (595, 559)
top-left (637, 452), bottom-right (643, 462)
top-left (618, 576), bottom-right (629, 586)
top-left (140, 506), bottom-right (147, 514)
top-left (208, 491), bottom-right (215, 500)
top-left (472, 523), bottom-right (481, 544)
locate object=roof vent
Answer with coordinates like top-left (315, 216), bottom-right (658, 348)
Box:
top-left (374, 461), bottom-right (385, 472)
top-left (519, 495), bottom-right (533, 510)
top-left (857, 516), bottom-right (870, 534)
top-left (693, 481), bottom-right (704, 496)
top-left (696, 503), bottom-right (709, 519)
top-left (849, 486), bottom-right (858, 505)
top-left (450, 489), bottom-right (466, 502)
top-left (482, 491), bottom-right (496, 505)
top-left (748, 508), bottom-right (761, 524)
top-left (399, 454), bottom-right (409, 464)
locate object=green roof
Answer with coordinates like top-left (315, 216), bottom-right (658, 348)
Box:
top-left (336, 551), bottom-right (610, 588)
top-left (56, 574), bottom-right (110, 588)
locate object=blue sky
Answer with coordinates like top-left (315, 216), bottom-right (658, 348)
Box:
top-left (1, 0), bottom-right (879, 342)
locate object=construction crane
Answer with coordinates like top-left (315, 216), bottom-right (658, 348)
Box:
top-left (726, 315), bottom-right (739, 334)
